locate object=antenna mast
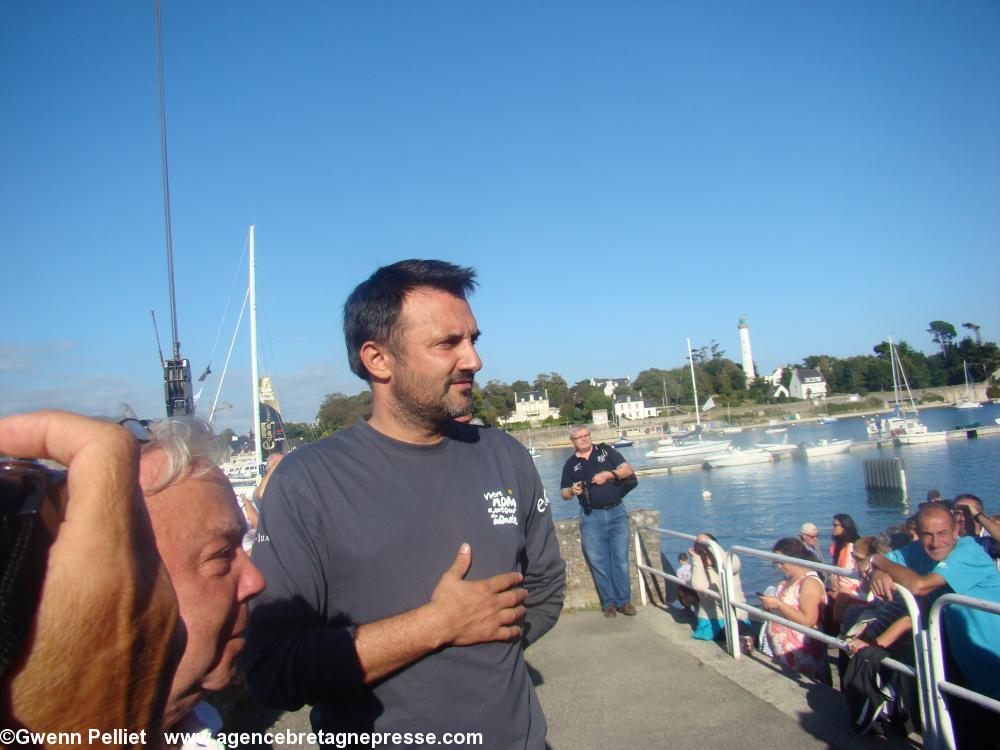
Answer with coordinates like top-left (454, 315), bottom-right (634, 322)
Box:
top-left (154, 0), bottom-right (193, 416)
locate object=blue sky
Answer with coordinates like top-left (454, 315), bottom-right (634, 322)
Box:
top-left (2, 1), bottom-right (998, 433)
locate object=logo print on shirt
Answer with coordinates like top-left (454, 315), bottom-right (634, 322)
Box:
top-left (483, 488), bottom-right (518, 526)
top-left (536, 490), bottom-right (550, 514)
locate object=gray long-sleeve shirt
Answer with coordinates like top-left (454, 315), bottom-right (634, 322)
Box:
top-left (243, 418), bottom-right (565, 748)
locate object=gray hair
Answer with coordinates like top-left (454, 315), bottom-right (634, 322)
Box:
top-left (140, 416), bottom-right (228, 494)
top-left (569, 424), bottom-right (589, 438)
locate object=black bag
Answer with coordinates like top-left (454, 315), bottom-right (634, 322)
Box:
top-left (597, 444), bottom-right (638, 498)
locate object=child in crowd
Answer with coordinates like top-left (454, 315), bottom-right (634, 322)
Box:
top-left (677, 552), bottom-right (692, 584)
top-left (676, 552), bottom-right (698, 614)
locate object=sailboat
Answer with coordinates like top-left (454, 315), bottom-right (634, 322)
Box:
top-left (646, 339), bottom-right (731, 459)
top-left (217, 226), bottom-right (287, 499)
top-left (527, 439), bottom-right (542, 460)
top-left (717, 403), bottom-right (743, 434)
top-left (881, 337), bottom-right (946, 446)
top-left (954, 361), bottom-right (981, 409)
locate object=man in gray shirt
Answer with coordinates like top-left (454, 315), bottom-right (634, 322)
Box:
top-left (244, 260), bottom-right (565, 748)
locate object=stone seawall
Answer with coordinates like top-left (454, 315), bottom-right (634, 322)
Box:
top-left (554, 508), bottom-right (665, 611)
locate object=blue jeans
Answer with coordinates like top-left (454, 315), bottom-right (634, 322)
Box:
top-left (579, 504), bottom-right (631, 608)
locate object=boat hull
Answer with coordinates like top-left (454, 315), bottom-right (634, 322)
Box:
top-left (803, 439), bottom-right (853, 458)
top-left (757, 443), bottom-right (798, 456)
top-left (645, 439), bottom-right (732, 459)
top-left (705, 450), bottom-right (773, 468)
top-left (895, 432), bottom-right (947, 445)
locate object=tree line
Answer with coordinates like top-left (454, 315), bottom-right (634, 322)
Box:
top-left (280, 321), bottom-right (998, 441)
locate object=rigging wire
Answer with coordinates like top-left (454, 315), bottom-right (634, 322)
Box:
top-left (209, 287), bottom-right (250, 424)
top-left (202, 231), bottom-right (251, 381)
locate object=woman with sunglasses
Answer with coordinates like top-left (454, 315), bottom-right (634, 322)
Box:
top-left (825, 514), bottom-right (864, 632)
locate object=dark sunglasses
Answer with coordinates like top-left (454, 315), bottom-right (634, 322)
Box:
top-left (118, 418), bottom-right (153, 444)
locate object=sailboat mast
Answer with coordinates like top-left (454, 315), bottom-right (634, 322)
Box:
top-left (249, 225), bottom-right (263, 473)
top-left (687, 338), bottom-right (701, 429)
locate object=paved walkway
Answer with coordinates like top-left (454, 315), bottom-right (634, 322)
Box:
top-left (253, 605), bottom-right (918, 750)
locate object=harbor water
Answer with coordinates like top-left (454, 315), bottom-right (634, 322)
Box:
top-left (533, 403), bottom-right (1000, 595)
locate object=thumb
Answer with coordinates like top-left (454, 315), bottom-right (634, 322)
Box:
top-left (443, 543), bottom-right (472, 580)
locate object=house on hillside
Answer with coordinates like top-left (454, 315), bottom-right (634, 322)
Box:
top-left (499, 390), bottom-right (560, 426)
top-left (789, 368), bottom-right (828, 400)
top-left (613, 392), bottom-right (659, 421)
top-left (590, 377), bottom-right (632, 397)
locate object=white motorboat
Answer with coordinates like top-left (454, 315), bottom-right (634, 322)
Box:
top-left (705, 448), bottom-right (773, 468)
top-left (757, 442), bottom-right (799, 457)
top-left (802, 439), bottom-right (853, 459)
top-left (896, 430), bottom-right (948, 445)
top-left (645, 438), bottom-right (732, 459)
top-left (817, 415), bottom-right (839, 424)
top-left (764, 426), bottom-right (787, 434)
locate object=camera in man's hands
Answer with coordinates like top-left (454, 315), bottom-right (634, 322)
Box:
top-left (0, 459), bottom-right (66, 677)
top-left (578, 480), bottom-right (593, 513)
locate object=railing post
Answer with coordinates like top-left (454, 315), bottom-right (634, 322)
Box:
top-left (928, 598), bottom-right (958, 750)
top-left (713, 541), bottom-right (738, 659)
top-left (635, 529), bottom-right (648, 606)
top-left (917, 629), bottom-right (942, 750)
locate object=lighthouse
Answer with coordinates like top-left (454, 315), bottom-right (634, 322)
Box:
top-left (738, 318), bottom-right (756, 384)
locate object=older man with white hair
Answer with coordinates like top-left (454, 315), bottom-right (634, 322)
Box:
top-left (138, 416), bottom-right (266, 738)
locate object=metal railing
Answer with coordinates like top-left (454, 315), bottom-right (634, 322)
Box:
top-left (926, 594), bottom-right (1000, 750)
top-left (632, 524), bottom-right (1000, 747)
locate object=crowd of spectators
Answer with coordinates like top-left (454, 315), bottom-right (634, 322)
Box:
top-left (673, 489), bottom-right (999, 747)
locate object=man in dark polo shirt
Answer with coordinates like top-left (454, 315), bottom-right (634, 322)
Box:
top-left (560, 424), bottom-right (636, 617)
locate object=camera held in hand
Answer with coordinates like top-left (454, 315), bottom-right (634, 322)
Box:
top-left (577, 480), bottom-right (593, 514)
top-left (0, 459), bottom-right (66, 677)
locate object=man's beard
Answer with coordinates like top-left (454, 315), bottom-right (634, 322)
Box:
top-left (390, 369), bottom-right (476, 429)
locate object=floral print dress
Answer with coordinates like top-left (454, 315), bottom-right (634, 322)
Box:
top-left (766, 571), bottom-right (831, 682)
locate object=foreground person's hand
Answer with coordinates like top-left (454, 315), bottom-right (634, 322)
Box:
top-left (0, 410), bottom-right (180, 743)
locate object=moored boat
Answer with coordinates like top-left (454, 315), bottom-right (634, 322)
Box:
top-left (802, 438), bottom-right (853, 458)
top-left (646, 438), bottom-right (732, 459)
top-left (954, 361), bottom-right (981, 409)
top-left (757, 442), bottom-right (799, 457)
top-left (896, 430), bottom-right (948, 445)
top-left (877, 337), bottom-right (946, 446)
top-left (705, 448), bottom-right (773, 468)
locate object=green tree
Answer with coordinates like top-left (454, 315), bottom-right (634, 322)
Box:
top-left (533, 372), bottom-right (571, 409)
top-left (963, 322), bottom-right (982, 345)
top-left (283, 422), bottom-right (321, 443)
top-left (316, 391), bottom-right (373, 435)
top-left (927, 320), bottom-right (958, 358)
top-left (511, 379), bottom-right (531, 395)
top-left (582, 389), bottom-right (612, 419)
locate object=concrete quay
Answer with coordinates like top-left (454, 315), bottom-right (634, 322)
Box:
top-left (254, 605), bottom-right (917, 750)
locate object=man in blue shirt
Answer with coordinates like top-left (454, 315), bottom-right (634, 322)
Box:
top-left (560, 425), bottom-right (636, 617)
top-left (870, 503), bottom-right (1000, 746)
